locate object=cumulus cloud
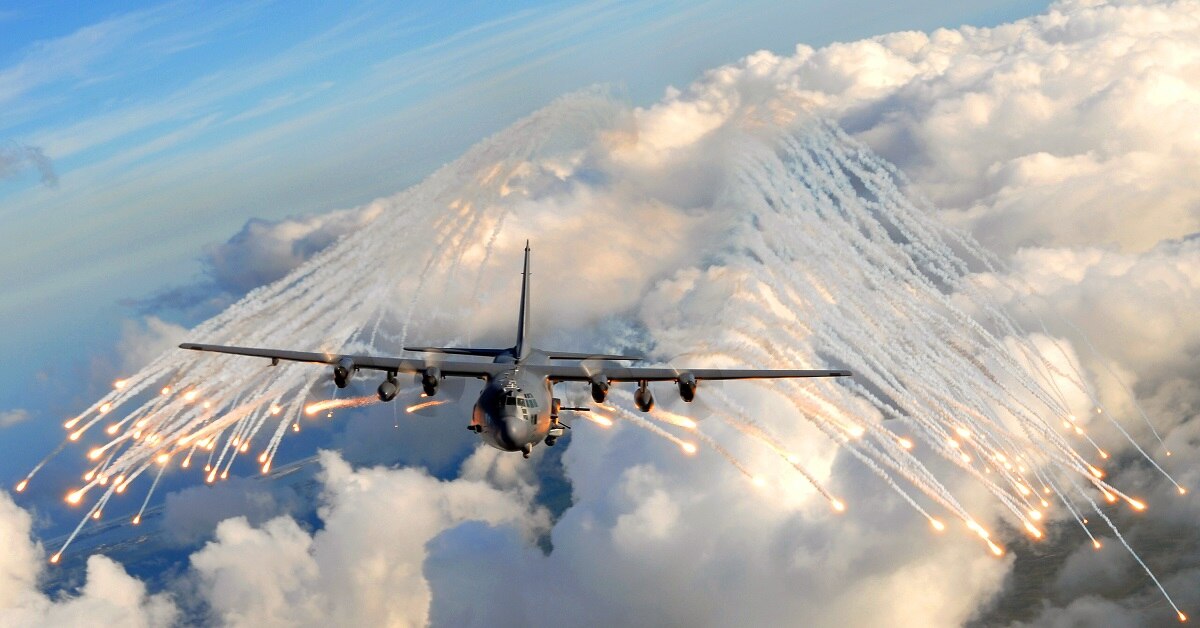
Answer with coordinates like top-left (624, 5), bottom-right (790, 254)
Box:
top-left (134, 204), bottom-right (385, 319)
top-left (0, 491), bottom-right (176, 626)
top-left (0, 408), bottom-right (30, 428)
top-left (114, 316), bottom-right (189, 375)
top-left (0, 142), bottom-right (56, 186)
top-left (188, 451), bottom-right (548, 627)
top-left (625, 0), bottom-right (1200, 254)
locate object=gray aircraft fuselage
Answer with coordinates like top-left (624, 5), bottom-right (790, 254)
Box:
top-left (470, 353), bottom-right (555, 453)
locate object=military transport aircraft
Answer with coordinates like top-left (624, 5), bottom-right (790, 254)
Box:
top-left (181, 243), bottom-right (851, 458)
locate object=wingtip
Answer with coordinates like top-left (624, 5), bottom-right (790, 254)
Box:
top-left (179, 343), bottom-right (200, 351)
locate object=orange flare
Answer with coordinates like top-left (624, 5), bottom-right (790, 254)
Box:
top-left (1178, 611), bottom-right (1186, 623)
top-left (1128, 498), bottom-right (1146, 511)
top-left (50, 553), bottom-right (60, 564)
top-left (114, 379), bottom-right (127, 390)
top-left (67, 490), bottom-right (82, 504)
top-left (16, 479), bottom-right (28, 492)
top-left (262, 462), bottom-right (271, 474)
top-left (99, 403), bottom-right (112, 414)
top-left (1093, 539), bottom-right (1102, 549)
top-left (406, 399), bottom-right (448, 414)
top-left (898, 438), bottom-right (913, 450)
top-left (160, 386), bottom-right (171, 396)
top-left (586, 414), bottom-right (614, 428)
top-left (988, 540), bottom-right (1004, 556)
top-left (831, 499), bottom-right (846, 512)
top-left (681, 442), bottom-right (697, 455)
top-left (69, 430), bottom-right (82, 441)
top-left (930, 518), bottom-right (945, 532)
top-left (1024, 521), bottom-right (1043, 539)
top-left (91, 511), bottom-right (101, 520)
top-left (132, 516), bottom-right (141, 525)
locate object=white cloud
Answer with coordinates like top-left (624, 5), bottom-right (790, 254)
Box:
top-left (0, 491), bottom-right (176, 626)
top-left (0, 142), bottom-right (55, 185)
top-left (0, 408), bottom-right (30, 428)
top-left (115, 316), bottom-right (189, 375)
top-left (189, 451), bottom-right (548, 627)
top-left (622, 0), bottom-right (1200, 254)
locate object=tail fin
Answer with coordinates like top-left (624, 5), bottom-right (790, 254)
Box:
top-left (515, 241), bottom-right (531, 358)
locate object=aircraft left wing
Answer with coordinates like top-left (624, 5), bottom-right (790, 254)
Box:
top-left (536, 364), bottom-right (851, 383)
top-left (179, 343), bottom-right (504, 379)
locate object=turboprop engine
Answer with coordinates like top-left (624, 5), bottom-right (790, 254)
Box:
top-left (377, 373), bottom-right (398, 402)
top-left (422, 367), bottom-right (441, 397)
top-left (634, 381), bottom-right (654, 412)
top-left (333, 358), bottom-right (354, 389)
top-left (677, 373), bottom-right (697, 402)
top-left (590, 374), bottom-right (610, 403)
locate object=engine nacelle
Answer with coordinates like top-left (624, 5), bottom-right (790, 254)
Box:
top-left (333, 358), bottom-right (355, 389)
top-left (677, 373), bottom-right (697, 403)
top-left (422, 367), bottom-right (441, 397)
top-left (589, 374), bottom-right (610, 403)
top-left (377, 377), bottom-right (398, 402)
top-left (634, 382), bottom-right (654, 412)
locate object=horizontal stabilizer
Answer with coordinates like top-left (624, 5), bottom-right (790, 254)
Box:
top-left (405, 346), bottom-right (508, 357)
top-left (546, 351), bottom-right (643, 362)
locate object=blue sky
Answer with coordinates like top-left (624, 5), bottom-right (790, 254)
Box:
top-left (0, 0), bottom-right (1049, 499)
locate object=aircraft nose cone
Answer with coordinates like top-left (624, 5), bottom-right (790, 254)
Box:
top-left (505, 420), bottom-right (525, 447)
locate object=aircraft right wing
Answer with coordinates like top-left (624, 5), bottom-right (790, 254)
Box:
top-left (536, 364), bottom-right (851, 383)
top-left (179, 343), bottom-right (505, 379)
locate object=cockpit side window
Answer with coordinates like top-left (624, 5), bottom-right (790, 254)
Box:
top-left (505, 396), bottom-right (517, 406)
